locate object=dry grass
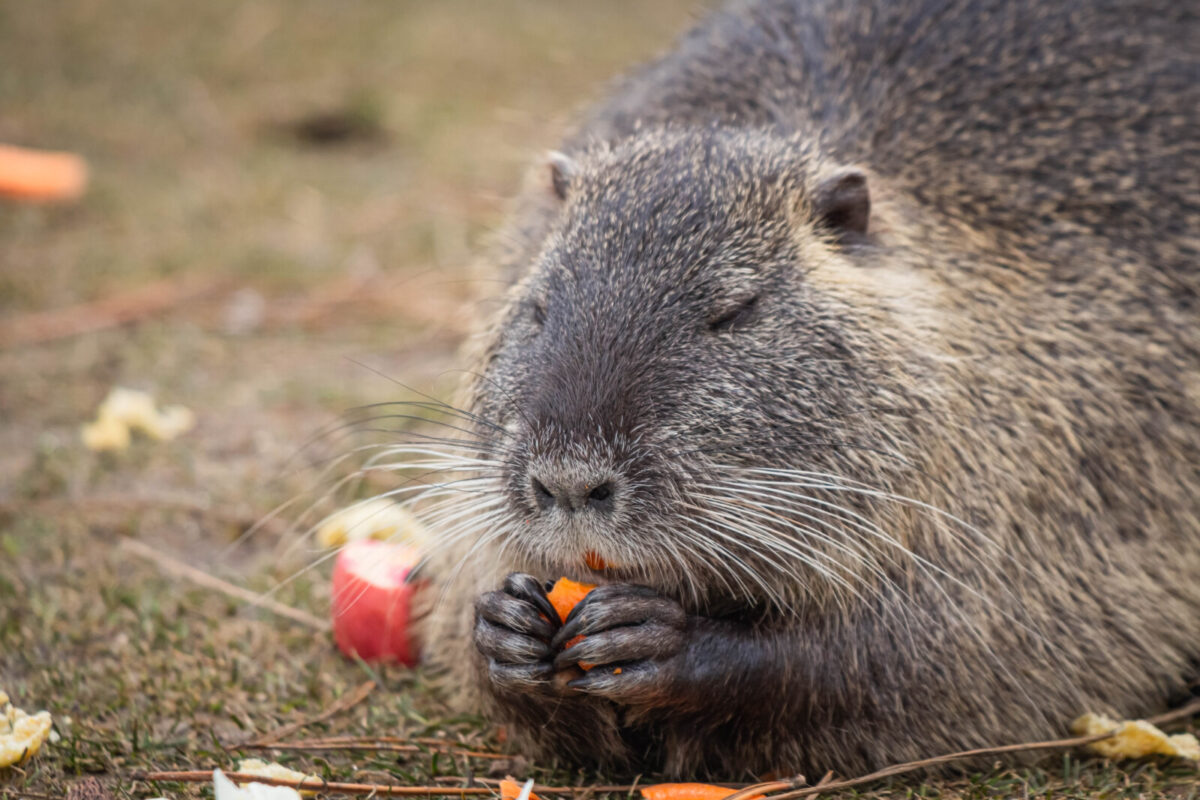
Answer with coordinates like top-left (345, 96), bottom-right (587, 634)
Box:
top-left (0, 2), bottom-right (1196, 798)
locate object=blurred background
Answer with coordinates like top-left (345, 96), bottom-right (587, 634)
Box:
top-left (0, 3), bottom-right (701, 795)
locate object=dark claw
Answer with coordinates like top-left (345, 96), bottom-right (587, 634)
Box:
top-left (552, 584), bottom-right (685, 649)
top-left (552, 623), bottom-right (683, 670)
top-left (473, 572), bottom-right (565, 696)
top-left (476, 589), bottom-right (557, 640)
top-left (502, 572), bottom-right (559, 623)
top-left (488, 659), bottom-right (555, 692)
top-left (567, 662), bottom-right (665, 705)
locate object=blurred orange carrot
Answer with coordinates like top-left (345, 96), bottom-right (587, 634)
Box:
top-left (499, 778), bottom-right (541, 800)
top-left (641, 784), bottom-right (762, 800)
top-left (0, 143), bottom-right (88, 202)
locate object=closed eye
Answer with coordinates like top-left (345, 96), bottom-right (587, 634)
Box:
top-left (708, 295), bottom-right (758, 332)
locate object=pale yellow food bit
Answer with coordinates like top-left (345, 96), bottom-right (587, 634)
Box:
top-left (0, 690), bottom-right (54, 768)
top-left (1072, 712), bottom-right (1200, 761)
top-left (237, 759), bottom-right (318, 796)
top-left (98, 386), bottom-right (158, 426)
top-left (214, 768), bottom-right (303, 800)
top-left (81, 413), bottom-right (132, 452)
top-left (315, 497), bottom-right (431, 549)
top-left (80, 387), bottom-right (196, 451)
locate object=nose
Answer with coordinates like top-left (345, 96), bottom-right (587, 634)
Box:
top-left (530, 472), bottom-right (617, 514)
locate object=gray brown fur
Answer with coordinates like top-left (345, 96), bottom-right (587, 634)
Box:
top-left (418, 0), bottom-right (1200, 779)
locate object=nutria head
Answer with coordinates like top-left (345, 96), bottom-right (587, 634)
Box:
top-left (467, 128), bottom-right (933, 613)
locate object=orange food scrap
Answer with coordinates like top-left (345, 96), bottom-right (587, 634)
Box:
top-left (0, 144), bottom-right (88, 203)
top-left (500, 778), bottom-right (541, 800)
top-left (547, 577), bottom-right (597, 670)
top-left (641, 785), bottom-right (762, 800)
top-left (546, 577), bottom-right (596, 623)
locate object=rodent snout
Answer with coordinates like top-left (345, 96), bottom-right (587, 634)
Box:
top-left (528, 467), bottom-right (618, 515)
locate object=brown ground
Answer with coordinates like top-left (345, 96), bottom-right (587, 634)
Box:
top-left (0, 2), bottom-right (1196, 798)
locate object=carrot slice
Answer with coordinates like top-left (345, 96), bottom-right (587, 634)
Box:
top-left (546, 577), bottom-right (597, 670)
top-left (546, 577), bottom-right (596, 623)
top-left (500, 778), bottom-right (541, 800)
top-left (0, 144), bottom-right (88, 202)
top-left (641, 784), bottom-right (762, 800)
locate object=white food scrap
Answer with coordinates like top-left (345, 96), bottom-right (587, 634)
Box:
top-left (213, 768), bottom-right (303, 800)
top-left (80, 387), bottom-right (195, 452)
top-left (0, 690), bottom-right (54, 768)
top-left (315, 497), bottom-right (430, 549)
top-left (1072, 712), bottom-right (1200, 761)
top-left (237, 758), bottom-right (319, 796)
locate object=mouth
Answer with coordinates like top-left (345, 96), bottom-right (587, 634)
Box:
top-left (540, 549), bottom-right (623, 586)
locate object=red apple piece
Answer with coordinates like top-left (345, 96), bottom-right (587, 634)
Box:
top-left (330, 540), bottom-right (421, 665)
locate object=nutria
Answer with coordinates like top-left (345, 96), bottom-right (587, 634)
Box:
top-left (414, 0), bottom-right (1200, 779)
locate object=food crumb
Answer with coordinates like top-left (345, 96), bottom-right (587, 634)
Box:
top-left (214, 768), bottom-right (303, 800)
top-left (1072, 712), bottom-right (1200, 761)
top-left (80, 387), bottom-right (195, 451)
top-left (236, 759), bottom-right (319, 796)
top-left (0, 689), bottom-right (54, 768)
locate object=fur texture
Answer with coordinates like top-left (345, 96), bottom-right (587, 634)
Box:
top-left (416, 0), bottom-right (1200, 779)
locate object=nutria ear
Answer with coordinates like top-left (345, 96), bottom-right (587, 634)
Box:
top-left (546, 150), bottom-right (577, 201)
top-left (813, 167), bottom-right (870, 240)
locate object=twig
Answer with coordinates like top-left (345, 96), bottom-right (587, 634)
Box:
top-left (723, 779), bottom-right (802, 800)
top-left (118, 537), bottom-right (328, 631)
top-left (0, 274), bottom-right (225, 348)
top-left (239, 679), bottom-right (376, 747)
top-left (457, 778), bottom-right (729, 793)
top-left (1145, 696), bottom-right (1200, 728)
top-left (133, 772), bottom-right (496, 796)
top-left (253, 735), bottom-right (481, 746)
top-left (133, 772), bottom-right (641, 796)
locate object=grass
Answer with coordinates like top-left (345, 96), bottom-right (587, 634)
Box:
top-left (0, 1), bottom-right (1196, 798)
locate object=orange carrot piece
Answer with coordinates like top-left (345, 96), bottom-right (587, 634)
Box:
top-left (641, 784), bottom-right (761, 800)
top-left (500, 779), bottom-right (541, 800)
top-left (546, 577), bottom-right (597, 670)
top-left (546, 577), bottom-right (596, 623)
top-left (0, 144), bottom-right (88, 202)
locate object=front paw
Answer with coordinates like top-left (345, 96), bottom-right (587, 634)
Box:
top-left (474, 573), bottom-right (559, 692)
top-left (549, 583), bottom-right (688, 705)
